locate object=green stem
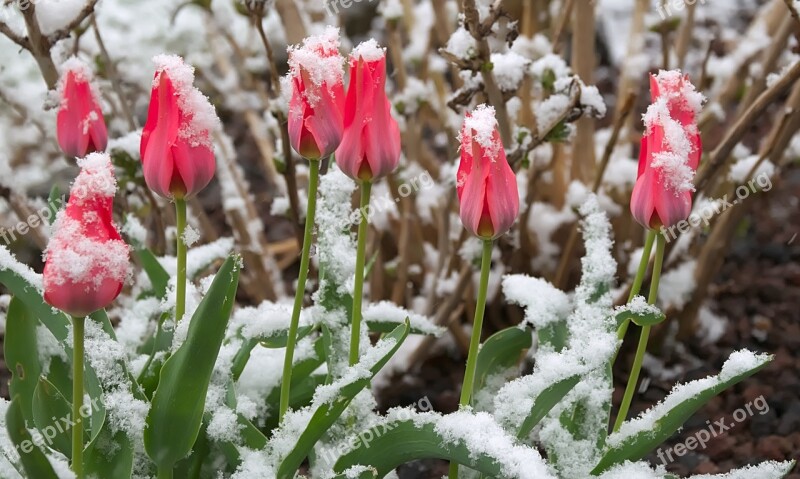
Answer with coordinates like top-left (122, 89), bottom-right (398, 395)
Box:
top-left (449, 239), bottom-right (493, 479)
top-left (613, 234), bottom-right (666, 432)
top-left (279, 159), bottom-right (321, 422)
top-left (349, 180), bottom-right (372, 366)
top-left (616, 230), bottom-right (657, 342)
top-left (157, 465), bottom-right (174, 479)
top-left (175, 198), bottom-right (187, 323)
top-left (71, 316), bottom-right (85, 478)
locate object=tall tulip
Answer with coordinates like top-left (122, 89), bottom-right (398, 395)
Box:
top-left (56, 57), bottom-right (108, 159)
top-left (449, 104), bottom-right (519, 479)
top-left (336, 39), bottom-right (401, 181)
top-left (140, 54), bottom-right (218, 200)
top-left (630, 71), bottom-right (703, 230)
top-left (336, 39), bottom-right (402, 371)
top-left (141, 54), bottom-right (220, 327)
top-left (286, 25), bottom-right (345, 160)
top-left (615, 70), bottom-right (704, 434)
top-left (43, 152), bottom-right (128, 477)
top-left (456, 104), bottom-right (520, 240)
top-left (280, 27), bottom-right (346, 422)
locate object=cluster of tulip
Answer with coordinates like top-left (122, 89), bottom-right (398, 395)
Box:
top-left (40, 22), bottom-right (714, 477)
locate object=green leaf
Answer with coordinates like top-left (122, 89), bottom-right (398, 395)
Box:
top-left (616, 307), bottom-right (666, 328)
top-left (592, 352), bottom-right (773, 474)
top-left (473, 327), bottom-right (531, 400)
top-left (5, 396), bottom-right (58, 479)
top-left (135, 248), bottom-right (170, 299)
top-left (5, 297), bottom-right (42, 423)
top-left (276, 321), bottom-right (410, 478)
top-left (334, 419), bottom-right (510, 477)
top-left (84, 430), bottom-right (134, 479)
top-left (144, 255), bottom-right (241, 471)
top-left (366, 320), bottom-right (441, 336)
top-left (32, 377), bottom-right (73, 457)
top-left (516, 375), bottom-right (581, 439)
top-left (0, 269), bottom-right (69, 342)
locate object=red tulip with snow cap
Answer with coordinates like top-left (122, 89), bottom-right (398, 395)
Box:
top-left (140, 54), bottom-right (220, 199)
top-left (286, 26), bottom-right (345, 160)
top-left (631, 70), bottom-right (704, 229)
top-left (43, 153), bottom-right (129, 317)
top-left (56, 57), bottom-right (107, 158)
top-left (457, 105), bottom-right (520, 239)
top-left (336, 39), bottom-right (401, 181)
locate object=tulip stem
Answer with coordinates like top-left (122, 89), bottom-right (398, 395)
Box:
top-left (71, 315), bottom-right (84, 478)
top-left (449, 239), bottom-right (493, 479)
top-left (613, 234), bottom-right (665, 432)
top-left (280, 159), bottom-right (321, 422)
top-left (349, 180), bottom-right (372, 366)
top-left (175, 198), bottom-right (187, 323)
top-left (616, 230), bottom-right (657, 344)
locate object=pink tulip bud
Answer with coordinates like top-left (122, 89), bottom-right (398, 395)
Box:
top-left (140, 55), bottom-right (220, 199)
top-left (43, 153), bottom-right (129, 317)
top-left (56, 58), bottom-right (108, 159)
top-left (286, 26), bottom-right (346, 160)
top-left (457, 105), bottom-right (520, 239)
top-left (336, 39), bottom-right (401, 181)
top-left (631, 71), bottom-right (704, 229)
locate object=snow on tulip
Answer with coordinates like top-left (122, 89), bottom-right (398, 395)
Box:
top-left (43, 152), bottom-right (129, 317)
top-left (456, 104), bottom-right (520, 240)
top-left (336, 39), bottom-right (401, 181)
top-left (630, 70), bottom-right (704, 230)
top-left (140, 54), bottom-right (219, 200)
top-left (56, 57), bottom-right (108, 159)
top-left (286, 25), bottom-right (346, 160)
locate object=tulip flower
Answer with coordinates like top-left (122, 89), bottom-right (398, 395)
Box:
top-left (280, 28), bottom-right (346, 421)
top-left (336, 39), bottom-right (401, 181)
top-left (43, 152), bottom-right (129, 317)
top-left (56, 58), bottom-right (108, 159)
top-left (630, 71), bottom-right (703, 230)
top-left (331, 39), bottom-right (402, 371)
top-left (140, 54), bottom-right (219, 200)
top-left (42, 152), bottom-right (128, 478)
top-left (449, 104), bottom-right (519, 479)
top-left (286, 25), bottom-right (345, 160)
top-left (456, 104), bottom-right (520, 240)
top-left (615, 70), bottom-right (704, 436)
top-left (141, 54), bottom-right (220, 327)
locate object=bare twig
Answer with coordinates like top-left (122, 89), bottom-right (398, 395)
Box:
top-left (695, 60), bottom-right (800, 193)
top-left (90, 15), bottom-right (136, 130)
top-left (0, 21), bottom-right (28, 49)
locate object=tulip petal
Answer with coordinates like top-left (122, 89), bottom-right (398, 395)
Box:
top-left (485, 135), bottom-right (520, 237)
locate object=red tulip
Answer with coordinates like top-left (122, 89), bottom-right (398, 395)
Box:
top-left (287, 26), bottom-right (346, 160)
top-left (631, 71), bottom-right (703, 229)
top-left (43, 153), bottom-right (129, 317)
top-left (457, 105), bottom-right (519, 239)
top-left (56, 58), bottom-right (107, 159)
top-left (336, 39), bottom-right (401, 181)
top-left (140, 54), bottom-right (219, 199)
